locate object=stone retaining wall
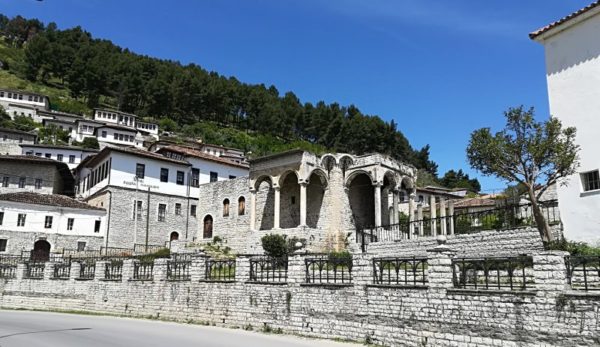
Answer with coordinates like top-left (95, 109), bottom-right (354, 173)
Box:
top-left (0, 248), bottom-right (597, 346)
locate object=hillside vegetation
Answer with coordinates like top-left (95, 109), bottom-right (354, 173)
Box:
top-left (0, 13), bottom-right (481, 191)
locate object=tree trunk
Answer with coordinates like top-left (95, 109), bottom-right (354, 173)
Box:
top-left (527, 186), bottom-right (553, 246)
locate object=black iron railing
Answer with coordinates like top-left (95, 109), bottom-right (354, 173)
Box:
top-left (53, 262), bottom-right (71, 279)
top-left (167, 258), bottom-right (191, 281)
top-left (205, 259), bottom-right (236, 281)
top-left (133, 261), bottom-right (154, 280)
top-left (133, 244), bottom-right (165, 254)
top-left (0, 264), bottom-right (17, 278)
top-left (105, 260), bottom-right (123, 280)
top-left (566, 256), bottom-right (600, 291)
top-left (373, 257), bottom-right (428, 286)
top-left (79, 259), bottom-right (96, 279)
top-left (452, 256), bottom-right (534, 291)
top-left (100, 247), bottom-right (134, 257)
top-left (249, 256), bottom-right (288, 283)
top-left (25, 262), bottom-right (45, 279)
top-left (305, 254), bottom-right (353, 285)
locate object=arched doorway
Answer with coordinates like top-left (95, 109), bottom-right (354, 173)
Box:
top-left (307, 170), bottom-right (328, 228)
top-left (170, 232), bottom-right (179, 242)
top-left (279, 171), bottom-right (300, 228)
top-left (203, 215), bottom-right (213, 239)
top-left (347, 172), bottom-right (375, 228)
top-left (32, 240), bottom-right (51, 261)
top-left (254, 176), bottom-right (274, 230)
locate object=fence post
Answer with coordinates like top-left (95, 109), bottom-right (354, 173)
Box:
top-left (43, 261), bottom-right (55, 280)
top-left (426, 236), bottom-right (456, 292)
top-left (123, 259), bottom-right (135, 281)
top-left (235, 256), bottom-right (250, 281)
top-left (154, 258), bottom-right (168, 281)
top-left (15, 262), bottom-right (26, 280)
top-left (190, 255), bottom-right (207, 282)
top-left (70, 262), bottom-right (81, 281)
top-left (287, 254), bottom-right (305, 285)
top-left (533, 251), bottom-right (569, 294)
top-left (352, 254), bottom-right (372, 286)
top-left (95, 261), bottom-right (108, 280)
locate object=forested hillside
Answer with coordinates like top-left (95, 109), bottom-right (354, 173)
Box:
top-left (0, 14), bottom-right (481, 191)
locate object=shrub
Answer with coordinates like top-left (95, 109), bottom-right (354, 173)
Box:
top-left (261, 234), bottom-right (288, 258)
top-left (328, 250), bottom-right (352, 268)
top-left (547, 239), bottom-right (600, 256)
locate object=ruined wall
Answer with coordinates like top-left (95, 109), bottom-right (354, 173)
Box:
top-left (0, 250), bottom-right (597, 347)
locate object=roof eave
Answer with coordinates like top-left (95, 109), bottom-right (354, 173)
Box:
top-left (530, 3), bottom-right (600, 42)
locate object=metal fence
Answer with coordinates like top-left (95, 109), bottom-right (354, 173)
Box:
top-left (133, 261), bottom-right (154, 280)
top-left (25, 262), bottom-right (45, 279)
top-left (566, 256), bottom-right (600, 291)
top-left (249, 256), bottom-right (288, 283)
top-left (167, 258), bottom-right (191, 281)
top-left (133, 244), bottom-right (165, 254)
top-left (79, 258), bottom-right (97, 280)
top-left (105, 260), bottom-right (123, 280)
top-left (53, 262), bottom-right (71, 279)
top-left (373, 257), bottom-right (428, 286)
top-left (452, 256), bottom-right (534, 291)
top-left (305, 254), bottom-right (353, 285)
top-left (0, 264), bottom-right (17, 278)
top-left (205, 259), bottom-right (236, 281)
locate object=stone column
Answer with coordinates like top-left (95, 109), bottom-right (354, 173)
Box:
top-left (392, 190), bottom-right (399, 225)
top-left (430, 195), bottom-right (437, 236)
top-left (299, 182), bottom-right (307, 227)
top-left (44, 262), bottom-right (55, 280)
top-left (287, 253), bottom-right (306, 285)
top-left (408, 193), bottom-right (416, 238)
top-left (426, 236), bottom-right (456, 293)
top-left (448, 200), bottom-right (455, 235)
top-left (439, 198), bottom-right (447, 235)
top-left (122, 259), bottom-right (135, 281)
top-left (235, 256), bottom-right (250, 281)
top-left (154, 258), bottom-right (168, 281)
top-left (190, 255), bottom-right (207, 282)
top-left (70, 262), bottom-right (81, 281)
top-left (417, 204), bottom-right (424, 237)
top-left (95, 260), bottom-right (108, 280)
top-left (374, 182), bottom-right (382, 227)
top-left (533, 251), bottom-right (569, 294)
top-left (274, 186), bottom-right (281, 229)
top-left (249, 188), bottom-right (257, 231)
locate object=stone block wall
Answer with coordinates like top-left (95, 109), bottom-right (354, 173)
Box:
top-left (0, 249), bottom-right (598, 346)
top-left (0, 229), bottom-right (104, 254)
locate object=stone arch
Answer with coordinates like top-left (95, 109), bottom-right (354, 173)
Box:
top-left (381, 172), bottom-right (397, 226)
top-left (306, 169), bottom-right (328, 228)
top-left (345, 169), bottom-right (374, 188)
top-left (203, 215), bottom-right (213, 239)
top-left (252, 175), bottom-right (273, 191)
top-left (320, 154), bottom-right (337, 176)
top-left (32, 239), bottom-right (51, 261)
top-left (170, 231), bottom-right (179, 242)
top-left (223, 198), bottom-right (230, 217)
top-left (339, 155), bottom-right (354, 177)
top-left (238, 196), bottom-right (246, 215)
top-left (280, 170), bottom-right (300, 228)
top-left (400, 176), bottom-right (415, 191)
top-left (256, 178), bottom-right (274, 230)
top-left (277, 170), bottom-right (300, 188)
top-left (347, 172), bottom-right (375, 228)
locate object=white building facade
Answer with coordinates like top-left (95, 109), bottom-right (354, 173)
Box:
top-left (531, 2), bottom-right (600, 244)
top-left (20, 144), bottom-right (98, 170)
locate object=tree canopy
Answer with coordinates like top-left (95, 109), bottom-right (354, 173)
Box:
top-left (467, 106), bottom-right (579, 243)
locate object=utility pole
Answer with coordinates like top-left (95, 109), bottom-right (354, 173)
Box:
top-left (145, 186), bottom-right (150, 253)
top-left (133, 176), bottom-right (139, 247)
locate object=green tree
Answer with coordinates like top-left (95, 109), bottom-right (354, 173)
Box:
top-left (440, 169), bottom-right (481, 192)
top-left (467, 106), bottom-right (579, 244)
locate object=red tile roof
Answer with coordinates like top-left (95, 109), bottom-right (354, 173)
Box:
top-left (453, 198), bottom-right (496, 209)
top-left (0, 192), bottom-right (104, 211)
top-left (158, 145), bottom-right (249, 169)
top-left (84, 146), bottom-right (191, 168)
top-left (530, 1), bottom-right (600, 39)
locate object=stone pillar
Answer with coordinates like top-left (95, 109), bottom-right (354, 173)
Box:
top-left (122, 259), bottom-right (135, 281)
top-left (235, 256), bottom-right (250, 281)
top-left (392, 190), bottom-right (399, 225)
top-left (430, 195), bottom-right (437, 236)
top-left (426, 236), bottom-right (456, 292)
top-left (448, 200), bottom-right (455, 235)
top-left (299, 182), bottom-right (307, 227)
top-left (44, 262), bottom-right (55, 280)
top-left (15, 262), bottom-right (26, 280)
top-left (439, 198), bottom-right (447, 235)
top-left (374, 182), bottom-right (382, 227)
top-left (249, 188), bottom-right (257, 231)
top-left (70, 262), bottom-right (81, 281)
top-left (408, 193), bottom-right (416, 238)
top-left (274, 186), bottom-right (281, 229)
top-left (190, 255), bottom-right (207, 282)
top-left (95, 260), bottom-right (108, 280)
top-left (287, 254), bottom-right (306, 284)
top-left (533, 251), bottom-right (569, 294)
top-left (154, 258), bottom-right (168, 281)
top-left (417, 204), bottom-right (424, 237)
top-left (352, 254), bottom-right (373, 286)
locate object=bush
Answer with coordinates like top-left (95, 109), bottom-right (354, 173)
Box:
top-left (328, 250), bottom-right (352, 268)
top-left (547, 239), bottom-right (600, 256)
top-left (261, 234), bottom-right (288, 258)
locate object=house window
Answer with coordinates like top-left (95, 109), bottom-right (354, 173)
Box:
top-left (190, 204), bottom-right (197, 217)
top-left (158, 203), bottom-right (167, 221)
top-left (18, 177), bottom-right (26, 188)
top-left (223, 199), bottom-right (230, 217)
top-left (418, 195), bottom-right (424, 203)
top-left (133, 200), bottom-right (143, 219)
top-left (57, 154), bottom-right (63, 161)
top-left (0, 239), bottom-right (6, 252)
top-left (136, 163), bottom-right (145, 179)
top-left (77, 241), bottom-right (86, 252)
top-left (35, 152), bottom-right (42, 156)
top-left (69, 155), bottom-right (75, 164)
top-left (0, 211), bottom-right (3, 225)
top-left (229, 175), bottom-right (236, 180)
top-left (45, 153), bottom-right (51, 158)
top-left (176, 171), bottom-right (184, 185)
top-left (17, 214), bottom-right (26, 227)
top-left (19, 137), bottom-right (23, 143)
top-left (191, 168), bottom-right (200, 187)
top-left (581, 170), bottom-right (600, 192)
top-left (210, 172), bottom-right (218, 182)
top-left (34, 179), bottom-right (42, 189)
top-left (175, 203), bottom-right (182, 215)
top-left (238, 197), bottom-right (246, 215)
top-left (94, 220), bottom-right (101, 233)
top-left (44, 216), bottom-right (53, 228)
top-left (67, 218), bottom-right (74, 231)
top-left (160, 168), bottom-right (169, 182)
top-left (101, 131), bottom-right (107, 138)
top-left (2, 177), bottom-right (8, 187)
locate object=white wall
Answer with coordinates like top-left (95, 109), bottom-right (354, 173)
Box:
top-left (97, 127), bottom-right (143, 148)
top-left (0, 201), bottom-right (107, 239)
top-left (0, 90), bottom-right (48, 110)
top-left (21, 146), bottom-right (95, 170)
top-left (540, 12), bottom-right (600, 244)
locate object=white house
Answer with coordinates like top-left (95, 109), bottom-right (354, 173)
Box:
top-left (20, 144), bottom-right (98, 170)
top-left (0, 192), bottom-right (106, 255)
top-left (0, 89), bottom-right (50, 122)
top-left (531, 1), bottom-right (600, 244)
top-left (94, 124), bottom-right (143, 148)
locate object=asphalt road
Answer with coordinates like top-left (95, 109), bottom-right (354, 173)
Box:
top-left (0, 310), bottom-right (356, 347)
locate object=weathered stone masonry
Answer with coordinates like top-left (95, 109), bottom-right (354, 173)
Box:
top-left (0, 249), bottom-right (598, 346)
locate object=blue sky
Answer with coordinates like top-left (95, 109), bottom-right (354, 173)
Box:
top-left (2, 0), bottom-right (592, 192)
